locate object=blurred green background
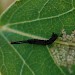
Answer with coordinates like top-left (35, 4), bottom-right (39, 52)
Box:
top-left (0, 0), bottom-right (15, 14)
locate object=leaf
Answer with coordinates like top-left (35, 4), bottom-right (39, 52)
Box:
top-left (0, 0), bottom-right (75, 75)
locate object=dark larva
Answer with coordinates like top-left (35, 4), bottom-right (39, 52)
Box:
top-left (11, 33), bottom-right (58, 45)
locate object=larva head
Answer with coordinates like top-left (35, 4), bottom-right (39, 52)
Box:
top-left (52, 33), bottom-right (58, 38)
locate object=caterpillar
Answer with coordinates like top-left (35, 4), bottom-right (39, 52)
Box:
top-left (11, 33), bottom-right (58, 45)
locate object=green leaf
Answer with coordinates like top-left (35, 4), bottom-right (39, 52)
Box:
top-left (0, 0), bottom-right (75, 75)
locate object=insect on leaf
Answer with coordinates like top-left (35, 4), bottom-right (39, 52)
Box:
top-left (0, 0), bottom-right (75, 75)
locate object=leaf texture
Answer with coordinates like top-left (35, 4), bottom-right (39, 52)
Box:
top-left (0, 0), bottom-right (75, 75)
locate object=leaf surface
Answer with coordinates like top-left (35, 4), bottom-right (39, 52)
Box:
top-left (0, 0), bottom-right (75, 75)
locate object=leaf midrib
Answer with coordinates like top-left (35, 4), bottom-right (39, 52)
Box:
top-left (1, 26), bottom-right (75, 47)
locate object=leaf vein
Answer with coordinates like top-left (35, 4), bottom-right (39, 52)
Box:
top-left (20, 63), bottom-right (24, 75)
top-left (7, 0), bottom-right (31, 23)
top-left (0, 32), bottom-right (35, 75)
top-left (38, 0), bottom-right (49, 18)
top-left (46, 46), bottom-right (66, 75)
top-left (4, 8), bottom-right (75, 26)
